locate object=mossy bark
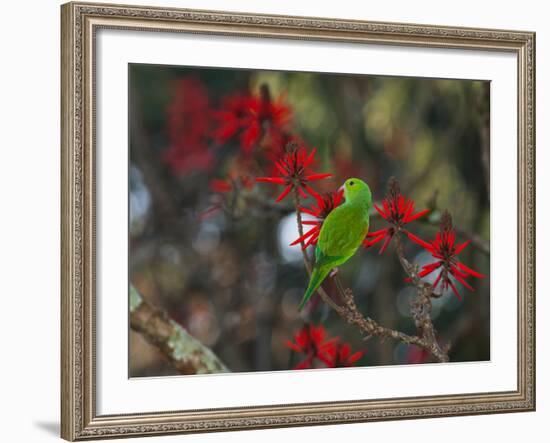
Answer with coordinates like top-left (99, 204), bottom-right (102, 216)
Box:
top-left (130, 286), bottom-right (228, 375)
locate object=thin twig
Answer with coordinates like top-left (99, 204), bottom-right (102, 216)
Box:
top-left (394, 232), bottom-right (449, 362)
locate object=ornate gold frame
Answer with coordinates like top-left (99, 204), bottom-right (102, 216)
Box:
top-left (61, 2), bottom-right (536, 440)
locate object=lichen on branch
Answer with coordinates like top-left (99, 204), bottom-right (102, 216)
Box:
top-left (130, 285), bottom-right (229, 375)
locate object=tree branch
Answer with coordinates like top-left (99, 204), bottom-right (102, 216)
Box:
top-left (393, 232), bottom-right (449, 362)
top-left (130, 286), bottom-right (229, 375)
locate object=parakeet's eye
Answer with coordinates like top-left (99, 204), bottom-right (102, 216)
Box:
top-left (349, 180), bottom-right (355, 186)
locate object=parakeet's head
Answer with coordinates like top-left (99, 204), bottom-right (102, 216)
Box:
top-left (342, 178), bottom-right (372, 206)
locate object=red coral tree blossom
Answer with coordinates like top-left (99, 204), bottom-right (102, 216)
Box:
top-left (209, 174), bottom-right (254, 194)
top-left (363, 177), bottom-right (430, 253)
top-left (328, 342), bottom-right (365, 368)
top-left (406, 345), bottom-right (430, 364)
top-left (163, 77), bottom-right (214, 175)
top-left (211, 94), bottom-right (250, 145)
top-left (285, 324), bottom-right (338, 369)
top-left (212, 84), bottom-right (291, 153)
top-left (209, 178), bottom-right (233, 194)
top-left (290, 189), bottom-right (344, 249)
top-left (256, 142), bottom-right (332, 202)
top-left (406, 210), bottom-right (485, 299)
top-left (203, 174), bottom-right (255, 220)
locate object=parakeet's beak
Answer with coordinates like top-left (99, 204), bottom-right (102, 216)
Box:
top-left (338, 184), bottom-right (346, 201)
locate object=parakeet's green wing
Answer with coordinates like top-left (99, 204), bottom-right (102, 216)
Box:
top-left (298, 177), bottom-right (372, 311)
top-left (318, 203), bottom-right (369, 259)
top-left (298, 206), bottom-right (368, 311)
top-left (314, 243), bottom-right (345, 270)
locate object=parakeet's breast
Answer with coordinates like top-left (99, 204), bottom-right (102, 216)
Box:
top-left (318, 203), bottom-right (369, 258)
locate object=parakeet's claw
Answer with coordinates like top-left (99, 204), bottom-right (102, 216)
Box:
top-left (329, 267), bottom-right (340, 277)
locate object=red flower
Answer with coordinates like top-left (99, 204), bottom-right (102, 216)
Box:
top-left (209, 179), bottom-right (233, 194)
top-left (256, 142), bottom-right (332, 203)
top-left (406, 346), bottom-right (430, 364)
top-left (212, 94), bottom-right (251, 143)
top-left (364, 177), bottom-right (429, 253)
top-left (290, 189), bottom-right (344, 249)
top-left (212, 84), bottom-right (291, 153)
top-left (209, 174), bottom-right (255, 194)
top-left (243, 85), bottom-right (291, 152)
top-left (204, 173), bottom-right (255, 220)
top-left (285, 324), bottom-right (338, 369)
top-left (406, 211), bottom-right (485, 300)
top-left (328, 343), bottom-right (365, 368)
top-left (163, 77), bottom-right (214, 175)
top-left (264, 132), bottom-right (305, 161)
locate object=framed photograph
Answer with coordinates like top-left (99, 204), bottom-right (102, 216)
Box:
top-left (61, 2), bottom-right (536, 440)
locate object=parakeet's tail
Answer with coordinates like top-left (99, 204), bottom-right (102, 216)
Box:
top-left (298, 265), bottom-right (331, 311)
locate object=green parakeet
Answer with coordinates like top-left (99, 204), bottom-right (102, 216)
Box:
top-left (298, 178), bottom-right (372, 311)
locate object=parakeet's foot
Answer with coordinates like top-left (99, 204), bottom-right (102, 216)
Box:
top-left (329, 267), bottom-right (340, 277)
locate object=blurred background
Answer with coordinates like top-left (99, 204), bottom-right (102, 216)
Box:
top-left (129, 63), bottom-right (490, 377)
